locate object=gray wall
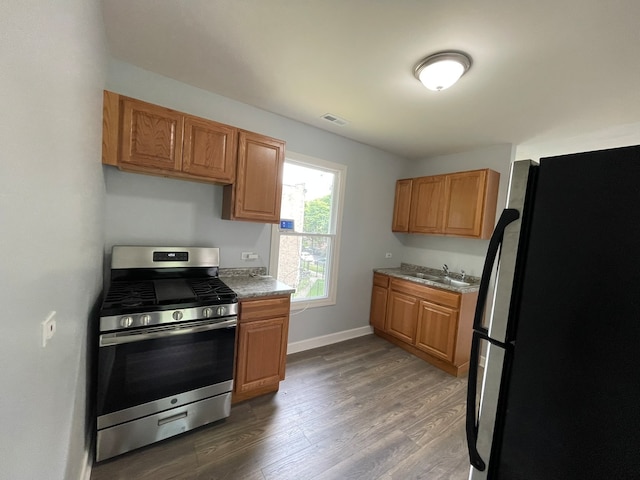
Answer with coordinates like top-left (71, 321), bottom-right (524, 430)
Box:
top-left (105, 60), bottom-right (408, 344)
top-left (0, 1), bottom-right (106, 479)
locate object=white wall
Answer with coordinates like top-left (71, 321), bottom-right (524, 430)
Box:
top-left (516, 121), bottom-right (640, 161)
top-left (104, 60), bottom-right (408, 344)
top-left (398, 144), bottom-right (515, 277)
top-left (0, 2), bottom-right (106, 479)
top-left (104, 168), bottom-right (274, 268)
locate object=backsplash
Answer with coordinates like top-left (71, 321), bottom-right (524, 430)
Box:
top-left (219, 267), bottom-right (268, 277)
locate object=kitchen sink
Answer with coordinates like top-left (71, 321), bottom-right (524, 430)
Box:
top-left (443, 277), bottom-right (471, 287)
top-left (409, 272), bottom-right (442, 281)
top-left (403, 271), bottom-right (472, 287)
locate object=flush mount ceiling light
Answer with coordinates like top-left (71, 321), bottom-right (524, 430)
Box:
top-left (414, 51), bottom-right (472, 91)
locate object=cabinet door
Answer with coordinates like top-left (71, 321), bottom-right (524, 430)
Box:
top-left (235, 316), bottom-right (288, 393)
top-left (415, 301), bottom-right (458, 362)
top-left (392, 179), bottom-right (412, 232)
top-left (120, 98), bottom-right (184, 172)
top-left (442, 170), bottom-right (486, 237)
top-left (386, 290), bottom-right (419, 344)
top-left (182, 117), bottom-right (237, 183)
top-left (102, 90), bottom-right (119, 166)
top-left (409, 176), bottom-right (446, 233)
top-left (230, 131), bottom-right (285, 223)
top-left (370, 284), bottom-right (388, 330)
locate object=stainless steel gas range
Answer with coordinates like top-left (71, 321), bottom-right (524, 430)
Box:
top-left (96, 246), bottom-right (238, 462)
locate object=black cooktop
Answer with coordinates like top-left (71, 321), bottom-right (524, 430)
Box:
top-left (100, 276), bottom-right (237, 315)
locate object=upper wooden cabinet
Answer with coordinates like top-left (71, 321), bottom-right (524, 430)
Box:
top-left (103, 91), bottom-right (237, 184)
top-left (392, 168), bottom-right (500, 239)
top-left (391, 179), bottom-right (413, 232)
top-left (183, 116), bottom-right (237, 180)
top-left (221, 131), bottom-right (285, 223)
top-left (120, 98), bottom-right (184, 172)
top-left (443, 169), bottom-right (498, 239)
top-left (409, 175), bottom-right (446, 234)
top-left (102, 91), bottom-right (286, 223)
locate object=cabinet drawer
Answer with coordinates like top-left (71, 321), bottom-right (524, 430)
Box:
top-left (239, 295), bottom-right (290, 322)
top-left (390, 278), bottom-right (460, 309)
top-left (373, 273), bottom-right (389, 288)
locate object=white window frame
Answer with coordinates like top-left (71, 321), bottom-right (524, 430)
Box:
top-left (269, 151), bottom-right (347, 310)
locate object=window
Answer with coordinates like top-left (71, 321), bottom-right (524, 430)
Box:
top-left (269, 152), bottom-right (346, 308)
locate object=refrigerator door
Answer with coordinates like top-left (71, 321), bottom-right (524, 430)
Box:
top-left (492, 146), bottom-right (640, 479)
top-left (468, 160), bottom-right (537, 478)
top-left (486, 160), bottom-right (537, 343)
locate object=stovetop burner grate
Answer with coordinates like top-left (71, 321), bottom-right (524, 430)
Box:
top-left (101, 277), bottom-right (236, 312)
top-left (103, 281), bottom-right (156, 309)
top-left (188, 278), bottom-right (236, 301)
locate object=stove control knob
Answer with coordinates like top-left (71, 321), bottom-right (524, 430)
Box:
top-left (120, 316), bottom-right (133, 328)
top-left (172, 310), bottom-right (183, 321)
top-left (139, 314), bottom-right (151, 326)
top-left (216, 306), bottom-right (227, 317)
top-left (202, 307), bottom-right (213, 318)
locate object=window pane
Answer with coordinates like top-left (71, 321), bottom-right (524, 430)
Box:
top-left (277, 234), bottom-right (330, 301)
top-left (281, 163), bottom-right (335, 234)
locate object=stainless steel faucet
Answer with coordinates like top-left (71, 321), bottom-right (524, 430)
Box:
top-left (461, 269), bottom-right (466, 281)
top-left (443, 264), bottom-right (449, 276)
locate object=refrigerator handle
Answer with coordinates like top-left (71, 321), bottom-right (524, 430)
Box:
top-left (467, 332), bottom-right (489, 471)
top-left (471, 208), bottom-right (520, 332)
top-left (466, 208), bottom-right (520, 472)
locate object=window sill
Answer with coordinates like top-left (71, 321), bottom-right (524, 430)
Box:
top-left (290, 297), bottom-right (336, 311)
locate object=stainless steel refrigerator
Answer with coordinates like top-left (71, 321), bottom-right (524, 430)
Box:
top-left (466, 146), bottom-right (640, 479)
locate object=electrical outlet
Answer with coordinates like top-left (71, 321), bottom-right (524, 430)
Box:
top-left (385, 252), bottom-right (393, 258)
top-left (241, 252), bottom-right (259, 261)
top-left (41, 311), bottom-right (57, 347)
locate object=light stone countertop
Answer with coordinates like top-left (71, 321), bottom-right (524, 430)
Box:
top-left (374, 263), bottom-right (481, 294)
top-left (219, 267), bottom-right (295, 299)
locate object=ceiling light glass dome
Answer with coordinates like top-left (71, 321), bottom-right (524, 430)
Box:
top-left (414, 52), bottom-right (472, 91)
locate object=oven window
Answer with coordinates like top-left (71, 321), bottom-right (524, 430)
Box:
top-left (97, 325), bottom-right (235, 417)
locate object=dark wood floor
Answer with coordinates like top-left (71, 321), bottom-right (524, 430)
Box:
top-left (90, 334), bottom-right (471, 480)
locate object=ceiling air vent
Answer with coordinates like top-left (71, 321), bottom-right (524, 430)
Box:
top-left (321, 113), bottom-right (349, 127)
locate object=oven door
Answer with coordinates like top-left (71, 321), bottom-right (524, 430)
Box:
top-left (97, 317), bottom-right (236, 430)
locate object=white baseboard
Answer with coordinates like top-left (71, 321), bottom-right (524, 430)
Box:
top-left (287, 325), bottom-right (373, 354)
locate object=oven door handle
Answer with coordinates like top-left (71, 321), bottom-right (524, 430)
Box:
top-left (99, 317), bottom-right (237, 347)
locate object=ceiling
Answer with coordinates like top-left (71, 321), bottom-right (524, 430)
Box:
top-left (102, 0), bottom-right (640, 160)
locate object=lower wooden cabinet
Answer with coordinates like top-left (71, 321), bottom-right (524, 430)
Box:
top-left (415, 301), bottom-right (458, 363)
top-left (233, 295), bottom-right (290, 403)
top-left (370, 274), bottom-right (477, 376)
top-left (386, 290), bottom-right (419, 344)
top-left (369, 273), bottom-right (389, 331)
